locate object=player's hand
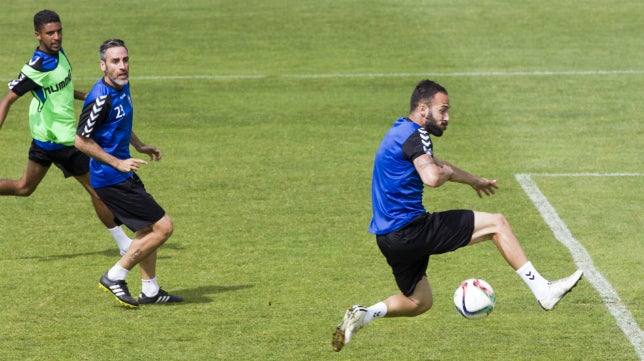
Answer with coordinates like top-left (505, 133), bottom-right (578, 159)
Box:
top-left (471, 178), bottom-right (498, 198)
top-left (117, 158), bottom-right (148, 172)
top-left (137, 144), bottom-right (162, 161)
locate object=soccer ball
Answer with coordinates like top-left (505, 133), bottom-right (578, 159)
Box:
top-left (453, 278), bottom-right (496, 319)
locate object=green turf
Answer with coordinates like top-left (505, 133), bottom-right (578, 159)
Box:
top-left (0, 1), bottom-right (642, 360)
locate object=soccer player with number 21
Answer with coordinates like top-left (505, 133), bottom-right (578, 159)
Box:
top-left (75, 39), bottom-right (182, 308)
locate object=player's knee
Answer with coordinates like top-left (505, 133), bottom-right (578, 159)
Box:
top-left (409, 295), bottom-right (433, 315)
top-left (491, 213), bottom-right (511, 232)
top-left (14, 184), bottom-right (37, 197)
top-left (417, 299), bottom-right (433, 314)
top-left (155, 216), bottom-right (174, 242)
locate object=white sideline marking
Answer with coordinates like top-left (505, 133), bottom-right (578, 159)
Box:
top-left (528, 172), bottom-right (643, 177)
top-left (515, 173), bottom-right (643, 360)
top-left (280, 69), bottom-right (644, 79)
top-left (4, 69), bottom-right (643, 83)
top-left (133, 74), bottom-right (266, 80)
top-left (61, 69), bottom-right (644, 82)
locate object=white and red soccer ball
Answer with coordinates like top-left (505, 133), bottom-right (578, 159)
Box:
top-left (453, 278), bottom-right (496, 319)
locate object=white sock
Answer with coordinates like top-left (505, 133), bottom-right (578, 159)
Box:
top-left (516, 261), bottom-right (550, 300)
top-left (108, 226), bottom-right (132, 255)
top-left (141, 277), bottom-right (160, 297)
top-left (364, 302), bottom-right (388, 324)
top-left (107, 262), bottom-right (129, 281)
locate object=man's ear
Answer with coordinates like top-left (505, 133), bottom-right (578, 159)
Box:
top-left (418, 102), bottom-right (430, 118)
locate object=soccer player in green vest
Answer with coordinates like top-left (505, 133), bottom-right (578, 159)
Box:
top-left (0, 10), bottom-right (131, 254)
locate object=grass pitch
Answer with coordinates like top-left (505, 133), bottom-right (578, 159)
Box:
top-left (0, 1), bottom-right (642, 360)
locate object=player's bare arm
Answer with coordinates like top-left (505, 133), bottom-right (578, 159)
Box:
top-left (433, 156), bottom-right (498, 198)
top-left (469, 177), bottom-right (498, 198)
top-left (423, 156), bottom-right (497, 198)
top-left (75, 134), bottom-right (147, 172)
top-left (413, 154), bottom-right (453, 188)
top-left (130, 131), bottom-right (162, 161)
top-left (73, 90), bottom-right (87, 100)
top-left (0, 91), bottom-right (20, 130)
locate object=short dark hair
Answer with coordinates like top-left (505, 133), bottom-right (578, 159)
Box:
top-left (410, 79), bottom-right (448, 112)
top-left (34, 10), bottom-right (60, 32)
top-left (99, 39), bottom-right (128, 61)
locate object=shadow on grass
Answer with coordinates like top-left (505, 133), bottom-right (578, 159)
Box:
top-left (10, 243), bottom-right (185, 261)
top-left (173, 284), bottom-right (254, 304)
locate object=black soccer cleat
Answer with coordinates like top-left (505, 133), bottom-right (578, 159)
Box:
top-left (99, 273), bottom-right (139, 309)
top-left (138, 288), bottom-right (183, 305)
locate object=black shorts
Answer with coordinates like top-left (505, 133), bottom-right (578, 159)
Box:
top-left (95, 174), bottom-right (166, 232)
top-left (28, 141), bottom-right (89, 178)
top-left (376, 210), bottom-right (474, 296)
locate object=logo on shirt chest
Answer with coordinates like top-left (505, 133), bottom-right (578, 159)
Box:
top-left (44, 70), bottom-right (72, 95)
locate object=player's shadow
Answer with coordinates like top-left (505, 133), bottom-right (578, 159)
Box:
top-left (12, 243), bottom-right (184, 261)
top-left (173, 284), bottom-right (254, 304)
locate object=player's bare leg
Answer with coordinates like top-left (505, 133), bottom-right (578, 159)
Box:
top-left (118, 216), bottom-right (172, 270)
top-left (99, 215), bottom-right (181, 307)
top-left (469, 212), bottom-right (528, 270)
top-left (383, 276), bottom-right (433, 317)
top-left (470, 211), bottom-right (582, 310)
top-left (75, 173), bottom-right (132, 254)
top-left (126, 216), bottom-right (182, 304)
top-left (333, 276), bottom-right (433, 351)
top-left (74, 173), bottom-right (118, 228)
top-left (0, 160), bottom-right (48, 196)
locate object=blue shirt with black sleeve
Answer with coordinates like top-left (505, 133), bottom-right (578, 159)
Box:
top-left (76, 78), bottom-right (134, 189)
top-left (369, 117), bottom-right (434, 235)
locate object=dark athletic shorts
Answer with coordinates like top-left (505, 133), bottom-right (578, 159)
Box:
top-left (95, 174), bottom-right (166, 232)
top-left (376, 210), bottom-right (474, 296)
top-left (28, 141), bottom-right (89, 178)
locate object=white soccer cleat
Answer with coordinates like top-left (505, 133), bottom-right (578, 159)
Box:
top-left (538, 269), bottom-right (583, 311)
top-left (332, 305), bottom-right (367, 352)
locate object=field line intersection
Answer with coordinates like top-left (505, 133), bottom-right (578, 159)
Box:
top-left (515, 173), bottom-right (644, 360)
top-left (21, 69), bottom-right (636, 357)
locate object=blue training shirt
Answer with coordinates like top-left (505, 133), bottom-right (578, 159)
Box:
top-left (369, 117), bottom-right (434, 235)
top-left (76, 78), bottom-right (134, 188)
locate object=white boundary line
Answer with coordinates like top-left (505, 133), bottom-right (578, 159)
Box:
top-left (62, 69), bottom-right (644, 82)
top-left (528, 172), bottom-right (644, 177)
top-left (515, 173), bottom-right (643, 359)
top-left (280, 69), bottom-right (644, 79)
top-left (4, 69), bottom-right (643, 83)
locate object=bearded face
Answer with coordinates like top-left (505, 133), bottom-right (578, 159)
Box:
top-left (424, 111), bottom-right (445, 136)
top-left (422, 92), bottom-right (450, 136)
